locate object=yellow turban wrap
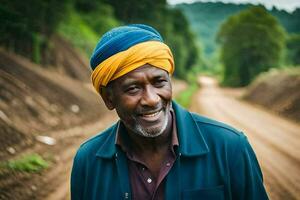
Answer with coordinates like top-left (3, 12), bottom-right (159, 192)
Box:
top-left (91, 41), bottom-right (174, 93)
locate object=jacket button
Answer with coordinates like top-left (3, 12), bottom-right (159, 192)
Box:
top-left (125, 192), bottom-right (129, 199)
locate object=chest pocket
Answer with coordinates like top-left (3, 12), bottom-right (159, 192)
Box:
top-left (182, 185), bottom-right (224, 200)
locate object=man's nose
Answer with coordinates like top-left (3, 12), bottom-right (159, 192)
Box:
top-left (140, 86), bottom-right (160, 107)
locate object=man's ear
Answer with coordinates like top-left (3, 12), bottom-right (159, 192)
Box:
top-left (100, 86), bottom-right (115, 110)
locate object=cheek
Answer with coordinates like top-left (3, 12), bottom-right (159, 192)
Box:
top-left (159, 85), bottom-right (172, 101)
top-left (115, 96), bottom-right (139, 115)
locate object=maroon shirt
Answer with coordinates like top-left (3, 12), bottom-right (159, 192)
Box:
top-left (116, 110), bottom-right (179, 200)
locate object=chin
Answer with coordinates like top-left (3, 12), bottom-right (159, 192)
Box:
top-left (133, 116), bottom-right (169, 138)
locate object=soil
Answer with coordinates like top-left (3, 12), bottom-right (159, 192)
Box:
top-left (190, 76), bottom-right (300, 200)
top-left (0, 46), bottom-right (108, 199)
top-left (244, 69), bottom-right (300, 123)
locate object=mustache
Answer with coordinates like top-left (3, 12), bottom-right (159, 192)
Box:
top-left (136, 102), bottom-right (168, 115)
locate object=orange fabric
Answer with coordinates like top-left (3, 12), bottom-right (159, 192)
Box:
top-left (91, 41), bottom-right (174, 93)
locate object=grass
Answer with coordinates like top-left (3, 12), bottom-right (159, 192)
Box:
top-left (1, 153), bottom-right (49, 173)
top-left (175, 83), bottom-right (198, 108)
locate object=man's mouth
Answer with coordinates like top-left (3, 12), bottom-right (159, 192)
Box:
top-left (138, 110), bottom-right (163, 122)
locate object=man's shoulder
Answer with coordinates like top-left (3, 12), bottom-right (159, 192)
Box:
top-left (190, 112), bottom-right (245, 142)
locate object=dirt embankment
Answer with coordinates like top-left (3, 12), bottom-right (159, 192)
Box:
top-left (244, 68), bottom-right (300, 123)
top-left (0, 49), bottom-right (106, 160)
top-left (0, 37), bottom-right (110, 199)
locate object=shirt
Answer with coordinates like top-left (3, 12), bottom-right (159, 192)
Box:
top-left (116, 110), bottom-right (178, 200)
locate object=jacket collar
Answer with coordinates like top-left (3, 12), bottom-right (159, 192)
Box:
top-left (96, 101), bottom-right (209, 158)
top-left (171, 101), bottom-right (209, 156)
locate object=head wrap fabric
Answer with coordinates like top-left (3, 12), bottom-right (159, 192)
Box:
top-left (90, 24), bottom-right (174, 93)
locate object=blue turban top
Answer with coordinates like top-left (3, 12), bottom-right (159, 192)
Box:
top-left (90, 24), bottom-right (163, 70)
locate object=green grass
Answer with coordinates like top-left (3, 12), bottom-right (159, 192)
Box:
top-left (175, 83), bottom-right (198, 108)
top-left (1, 153), bottom-right (49, 173)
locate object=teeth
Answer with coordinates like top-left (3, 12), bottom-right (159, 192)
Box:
top-left (143, 111), bottom-right (160, 118)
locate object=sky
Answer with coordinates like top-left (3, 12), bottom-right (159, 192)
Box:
top-left (167, 0), bottom-right (300, 12)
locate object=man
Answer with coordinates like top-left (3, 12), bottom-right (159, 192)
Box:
top-left (71, 24), bottom-right (268, 200)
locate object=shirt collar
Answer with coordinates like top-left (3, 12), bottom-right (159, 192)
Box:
top-left (96, 101), bottom-right (209, 158)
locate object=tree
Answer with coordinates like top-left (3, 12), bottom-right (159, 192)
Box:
top-left (286, 34), bottom-right (300, 65)
top-left (217, 6), bottom-right (286, 86)
top-left (0, 0), bottom-right (71, 62)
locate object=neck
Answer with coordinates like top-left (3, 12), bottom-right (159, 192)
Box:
top-left (126, 111), bottom-right (173, 155)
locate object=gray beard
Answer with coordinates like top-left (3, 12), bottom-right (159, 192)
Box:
top-left (131, 106), bottom-right (170, 138)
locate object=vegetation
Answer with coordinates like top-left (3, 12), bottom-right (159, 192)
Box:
top-left (103, 0), bottom-right (202, 79)
top-left (217, 6), bottom-right (286, 86)
top-left (175, 70), bottom-right (199, 108)
top-left (175, 84), bottom-right (198, 108)
top-left (286, 34), bottom-right (300, 65)
top-left (0, 0), bottom-right (201, 81)
top-left (1, 154), bottom-right (49, 173)
top-left (59, 0), bottom-right (119, 57)
top-left (0, 0), bottom-right (70, 63)
top-left (177, 2), bottom-right (300, 59)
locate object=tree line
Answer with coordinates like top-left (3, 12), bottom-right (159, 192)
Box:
top-left (0, 0), bottom-right (201, 80)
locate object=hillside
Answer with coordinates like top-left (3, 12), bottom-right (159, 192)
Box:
top-left (0, 36), bottom-right (106, 160)
top-left (176, 2), bottom-right (300, 57)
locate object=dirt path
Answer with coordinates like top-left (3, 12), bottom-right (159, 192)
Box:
top-left (190, 76), bottom-right (300, 200)
top-left (41, 111), bottom-right (118, 200)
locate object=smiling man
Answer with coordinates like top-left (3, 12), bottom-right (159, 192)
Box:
top-left (71, 24), bottom-right (268, 200)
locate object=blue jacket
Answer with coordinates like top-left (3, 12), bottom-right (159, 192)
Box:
top-left (71, 101), bottom-right (268, 200)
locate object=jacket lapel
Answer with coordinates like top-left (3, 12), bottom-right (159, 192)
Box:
top-left (165, 101), bottom-right (209, 200)
top-left (172, 101), bottom-right (209, 156)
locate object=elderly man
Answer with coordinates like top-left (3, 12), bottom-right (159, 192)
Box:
top-left (71, 24), bottom-right (268, 200)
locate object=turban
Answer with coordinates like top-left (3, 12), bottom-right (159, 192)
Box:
top-left (90, 24), bottom-right (174, 93)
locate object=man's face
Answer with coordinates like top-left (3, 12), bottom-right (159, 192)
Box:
top-left (105, 64), bottom-right (172, 138)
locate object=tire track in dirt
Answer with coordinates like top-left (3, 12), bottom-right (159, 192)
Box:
top-left (190, 76), bottom-right (300, 200)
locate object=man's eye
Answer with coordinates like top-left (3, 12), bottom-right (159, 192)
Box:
top-left (154, 79), bottom-right (167, 87)
top-left (125, 86), bottom-right (139, 94)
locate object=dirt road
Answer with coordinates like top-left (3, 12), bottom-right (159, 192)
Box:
top-left (190, 76), bottom-right (300, 200)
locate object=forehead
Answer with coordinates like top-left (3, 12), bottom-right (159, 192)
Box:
top-left (114, 64), bottom-right (169, 85)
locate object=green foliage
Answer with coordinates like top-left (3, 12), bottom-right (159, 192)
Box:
top-left (217, 6), bottom-right (286, 86)
top-left (105, 0), bottom-right (166, 24)
top-left (175, 83), bottom-right (198, 108)
top-left (167, 9), bottom-right (201, 79)
top-left (57, 11), bottom-right (100, 57)
top-left (177, 2), bottom-right (249, 57)
top-left (177, 2), bottom-right (300, 56)
top-left (286, 34), bottom-right (300, 65)
top-left (57, 1), bottom-right (120, 57)
top-left (3, 154), bottom-right (49, 173)
top-left (177, 2), bottom-right (300, 73)
top-left (174, 69), bottom-right (200, 108)
top-left (0, 0), bottom-right (71, 61)
top-left (74, 0), bottom-right (120, 36)
top-left (104, 0), bottom-right (202, 80)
